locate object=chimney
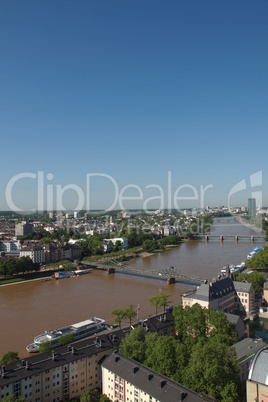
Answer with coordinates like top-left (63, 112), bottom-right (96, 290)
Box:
top-left (71, 347), bottom-right (75, 355)
top-left (1, 366), bottom-right (5, 378)
top-left (133, 366), bottom-right (139, 374)
top-left (160, 380), bottom-right (166, 388)
top-left (114, 356), bottom-right (120, 363)
top-left (25, 361), bottom-right (29, 370)
top-left (181, 392), bottom-right (187, 401)
top-left (52, 351), bottom-right (55, 361)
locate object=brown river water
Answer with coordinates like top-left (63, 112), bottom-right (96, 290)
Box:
top-left (0, 218), bottom-right (265, 359)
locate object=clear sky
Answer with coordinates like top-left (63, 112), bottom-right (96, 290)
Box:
top-left (1, 0), bottom-right (268, 212)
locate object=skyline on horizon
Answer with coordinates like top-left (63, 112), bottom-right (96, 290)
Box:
top-left (1, 1), bottom-right (268, 212)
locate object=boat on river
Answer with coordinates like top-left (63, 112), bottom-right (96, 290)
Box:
top-left (26, 317), bottom-right (105, 353)
top-left (247, 247), bottom-right (262, 259)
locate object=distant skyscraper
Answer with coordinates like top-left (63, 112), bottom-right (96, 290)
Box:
top-left (248, 198), bottom-right (256, 219)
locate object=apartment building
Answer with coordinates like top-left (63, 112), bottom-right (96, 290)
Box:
top-left (233, 338), bottom-right (267, 381)
top-left (15, 221), bottom-right (33, 238)
top-left (0, 331), bottom-right (124, 402)
top-left (101, 352), bottom-right (216, 402)
top-left (19, 246), bottom-right (45, 264)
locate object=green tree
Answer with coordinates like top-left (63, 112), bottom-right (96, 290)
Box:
top-left (148, 295), bottom-right (162, 315)
top-left (80, 387), bottom-right (103, 402)
top-left (0, 396), bottom-right (26, 402)
top-left (38, 341), bottom-right (52, 353)
top-left (159, 293), bottom-right (172, 312)
top-left (120, 326), bottom-right (157, 363)
top-left (183, 339), bottom-right (240, 401)
top-left (0, 351), bottom-right (19, 365)
top-left (124, 304), bottom-right (137, 326)
top-left (145, 335), bottom-right (177, 378)
top-left (59, 333), bottom-right (74, 346)
top-left (111, 308), bottom-right (126, 329)
top-left (235, 270), bottom-right (264, 294)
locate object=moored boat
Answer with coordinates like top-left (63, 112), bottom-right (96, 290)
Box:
top-left (26, 317), bottom-right (105, 353)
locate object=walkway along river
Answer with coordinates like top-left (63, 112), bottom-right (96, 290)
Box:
top-left (0, 217), bottom-right (265, 358)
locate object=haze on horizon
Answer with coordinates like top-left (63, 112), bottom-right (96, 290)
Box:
top-left (1, 0), bottom-right (267, 212)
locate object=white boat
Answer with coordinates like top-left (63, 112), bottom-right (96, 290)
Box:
top-left (26, 317), bottom-right (105, 353)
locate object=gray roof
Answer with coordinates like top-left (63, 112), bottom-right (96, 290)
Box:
top-left (233, 338), bottom-right (267, 361)
top-left (248, 346), bottom-right (268, 385)
top-left (192, 277), bottom-right (235, 302)
top-left (233, 281), bottom-right (253, 293)
top-left (102, 352), bottom-right (216, 402)
top-left (0, 330), bottom-right (124, 387)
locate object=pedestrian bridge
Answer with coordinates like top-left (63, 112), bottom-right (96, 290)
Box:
top-left (83, 260), bottom-right (204, 285)
top-left (194, 234), bottom-right (265, 242)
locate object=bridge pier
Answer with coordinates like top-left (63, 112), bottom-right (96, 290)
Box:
top-left (251, 235), bottom-right (254, 243)
top-left (235, 235), bottom-right (238, 243)
top-left (107, 268), bottom-right (115, 274)
top-left (220, 235), bottom-right (223, 242)
top-left (205, 235), bottom-right (209, 242)
top-left (167, 277), bottom-right (175, 284)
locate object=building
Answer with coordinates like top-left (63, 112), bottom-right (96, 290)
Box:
top-left (233, 281), bottom-right (255, 315)
top-left (263, 282), bottom-right (268, 306)
top-left (224, 313), bottom-right (245, 341)
top-left (246, 346), bottom-right (268, 401)
top-left (0, 241), bottom-right (21, 253)
top-left (182, 278), bottom-right (236, 312)
top-left (19, 246), bottom-right (45, 264)
top-left (182, 278), bottom-right (255, 316)
top-left (233, 338), bottom-right (267, 381)
top-left (248, 198), bottom-right (256, 220)
top-left (0, 331), bottom-right (124, 402)
top-left (103, 238), bottom-right (128, 251)
top-left (15, 221), bottom-right (33, 238)
top-left (101, 352), bottom-right (216, 402)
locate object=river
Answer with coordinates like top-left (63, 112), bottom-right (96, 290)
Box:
top-left (0, 217), bottom-right (266, 359)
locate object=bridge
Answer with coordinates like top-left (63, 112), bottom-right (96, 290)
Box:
top-left (194, 234), bottom-right (265, 242)
top-left (83, 260), bottom-right (204, 285)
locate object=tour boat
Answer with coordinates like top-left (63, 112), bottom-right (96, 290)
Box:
top-left (26, 317), bottom-right (105, 353)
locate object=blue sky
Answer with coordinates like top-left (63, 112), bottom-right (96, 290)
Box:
top-left (1, 0), bottom-right (267, 212)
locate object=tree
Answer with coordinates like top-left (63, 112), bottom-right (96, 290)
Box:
top-left (59, 333), bottom-right (74, 346)
top-left (1, 396), bottom-right (26, 402)
top-left (159, 293), bottom-right (172, 312)
top-left (235, 270), bottom-right (264, 294)
top-left (148, 295), bottom-right (162, 315)
top-left (111, 308), bottom-right (126, 329)
top-left (80, 387), bottom-right (108, 402)
top-left (0, 351), bottom-right (19, 365)
top-left (120, 326), bottom-right (157, 363)
top-left (124, 304), bottom-right (136, 326)
top-left (183, 339), bottom-right (240, 401)
top-left (38, 341), bottom-right (52, 353)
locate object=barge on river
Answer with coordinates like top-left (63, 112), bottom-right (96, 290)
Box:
top-left (26, 317), bottom-right (105, 353)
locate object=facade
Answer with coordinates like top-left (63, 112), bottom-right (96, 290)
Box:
top-left (233, 338), bottom-right (267, 381)
top-left (15, 221), bottom-right (33, 238)
top-left (0, 241), bottom-right (21, 252)
top-left (247, 346), bottom-right (268, 402)
top-left (224, 313), bottom-right (245, 341)
top-left (101, 352), bottom-right (216, 402)
top-left (0, 331), bottom-right (124, 402)
top-left (103, 238), bottom-right (128, 252)
top-left (233, 282), bottom-right (255, 314)
top-left (263, 282), bottom-right (268, 306)
top-left (248, 198), bottom-right (256, 219)
top-left (19, 246), bottom-right (46, 264)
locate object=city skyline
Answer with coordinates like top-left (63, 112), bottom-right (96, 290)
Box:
top-left (1, 1), bottom-right (268, 211)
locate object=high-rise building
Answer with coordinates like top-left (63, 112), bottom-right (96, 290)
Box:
top-left (15, 221), bottom-right (33, 238)
top-left (248, 198), bottom-right (256, 219)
